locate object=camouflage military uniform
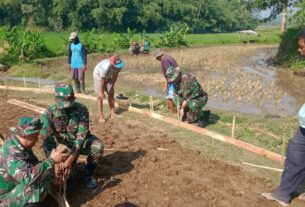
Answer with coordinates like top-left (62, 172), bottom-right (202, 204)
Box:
top-left (166, 67), bottom-right (208, 123)
top-left (40, 102), bottom-right (103, 165)
top-left (175, 73), bottom-right (208, 122)
top-left (0, 117), bottom-right (53, 207)
top-left (40, 84), bottom-right (104, 182)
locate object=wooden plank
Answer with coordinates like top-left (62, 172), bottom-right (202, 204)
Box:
top-left (7, 99), bottom-right (46, 114)
top-left (3, 87), bottom-right (285, 163)
top-left (128, 106), bottom-right (284, 163)
top-left (1, 86), bottom-right (117, 106)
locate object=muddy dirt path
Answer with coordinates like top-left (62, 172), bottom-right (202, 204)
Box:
top-left (0, 92), bottom-right (304, 207)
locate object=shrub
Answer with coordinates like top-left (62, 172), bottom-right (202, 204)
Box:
top-left (156, 25), bottom-right (189, 48)
top-left (0, 27), bottom-right (54, 65)
top-left (113, 28), bottom-right (135, 49)
top-left (82, 32), bottom-right (103, 53)
top-left (274, 27), bottom-right (305, 70)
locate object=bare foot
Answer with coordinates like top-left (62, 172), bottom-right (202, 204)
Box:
top-left (108, 113), bottom-right (123, 119)
top-left (98, 117), bottom-right (106, 123)
top-left (261, 193), bottom-right (289, 206)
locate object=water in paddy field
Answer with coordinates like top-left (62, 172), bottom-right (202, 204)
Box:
top-left (198, 48), bottom-right (305, 116)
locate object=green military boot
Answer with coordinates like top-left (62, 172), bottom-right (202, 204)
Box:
top-left (197, 110), bottom-right (210, 128)
top-left (73, 80), bottom-right (81, 93)
top-left (80, 83), bottom-right (85, 94)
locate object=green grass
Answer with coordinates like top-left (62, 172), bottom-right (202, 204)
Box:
top-left (0, 27), bottom-right (280, 56)
top-left (40, 31), bottom-right (280, 54)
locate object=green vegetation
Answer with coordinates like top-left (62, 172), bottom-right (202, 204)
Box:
top-left (275, 27), bottom-right (305, 71)
top-left (0, 0), bottom-right (257, 33)
top-left (156, 25), bottom-right (189, 48)
top-left (0, 27), bottom-right (53, 65)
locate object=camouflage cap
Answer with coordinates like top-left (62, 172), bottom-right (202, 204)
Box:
top-left (13, 117), bottom-right (42, 137)
top-left (166, 66), bottom-right (181, 82)
top-left (55, 83), bottom-right (75, 109)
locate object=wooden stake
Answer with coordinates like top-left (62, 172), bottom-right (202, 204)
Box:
top-left (243, 162), bottom-right (283, 172)
top-left (231, 116), bottom-right (236, 138)
top-left (4, 76), bottom-right (7, 90)
top-left (38, 78), bottom-right (41, 91)
top-left (149, 96), bottom-right (153, 112)
top-left (23, 76), bottom-right (26, 88)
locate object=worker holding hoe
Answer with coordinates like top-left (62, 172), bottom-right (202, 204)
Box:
top-left (0, 117), bottom-right (68, 207)
top-left (261, 29), bottom-right (305, 206)
top-left (166, 67), bottom-right (210, 128)
top-left (154, 49), bottom-right (179, 113)
top-left (40, 83), bottom-right (104, 189)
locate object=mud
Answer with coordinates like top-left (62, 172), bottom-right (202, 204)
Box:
top-left (0, 92), bottom-right (304, 207)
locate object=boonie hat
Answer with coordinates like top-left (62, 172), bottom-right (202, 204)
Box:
top-left (69, 32), bottom-right (78, 41)
top-left (166, 66), bottom-right (181, 82)
top-left (12, 117), bottom-right (42, 137)
top-left (55, 83), bottom-right (75, 109)
top-left (299, 103), bottom-right (305, 128)
top-left (153, 49), bottom-right (164, 59)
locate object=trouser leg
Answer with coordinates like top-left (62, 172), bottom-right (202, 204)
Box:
top-left (273, 129), bottom-right (305, 203)
top-left (81, 134), bottom-right (104, 176)
top-left (0, 182), bottom-right (50, 207)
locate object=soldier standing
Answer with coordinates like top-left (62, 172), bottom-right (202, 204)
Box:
top-left (0, 117), bottom-right (68, 207)
top-left (166, 67), bottom-right (210, 127)
top-left (40, 83), bottom-right (104, 189)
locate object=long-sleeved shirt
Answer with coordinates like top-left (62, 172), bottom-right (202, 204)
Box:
top-left (39, 102), bottom-right (89, 157)
top-left (0, 135), bottom-right (54, 196)
top-left (68, 42), bottom-right (87, 69)
top-left (175, 73), bottom-right (208, 109)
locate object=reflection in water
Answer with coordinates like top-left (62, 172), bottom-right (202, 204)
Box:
top-left (196, 49), bottom-right (304, 116)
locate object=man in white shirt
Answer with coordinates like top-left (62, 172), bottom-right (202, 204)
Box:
top-left (93, 54), bottom-right (125, 123)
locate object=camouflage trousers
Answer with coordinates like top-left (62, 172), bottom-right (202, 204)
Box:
top-left (0, 179), bottom-right (51, 207)
top-left (43, 134), bottom-right (104, 167)
top-left (183, 95), bottom-right (208, 123)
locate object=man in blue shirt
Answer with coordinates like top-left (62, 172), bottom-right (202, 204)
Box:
top-left (68, 32), bottom-right (87, 93)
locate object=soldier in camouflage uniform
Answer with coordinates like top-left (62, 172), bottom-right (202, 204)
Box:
top-left (166, 67), bottom-right (210, 128)
top-left (0, 117), bottom-right (68, 207)
top-left (40, 83), bottom-right (104, 189)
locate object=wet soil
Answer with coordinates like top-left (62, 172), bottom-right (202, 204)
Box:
top-left (0, 92), bottom-right (304, 207)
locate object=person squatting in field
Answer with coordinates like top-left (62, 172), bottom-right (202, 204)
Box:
top-left (0, 117), bottom-right (68, 207)
top-left (40, 83), bottom-right (104, 189)
top-left (166, 66), bottom-right (210, 128)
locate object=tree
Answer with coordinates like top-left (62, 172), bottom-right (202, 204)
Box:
top-left (248, 0), bottom-right (295, 33)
